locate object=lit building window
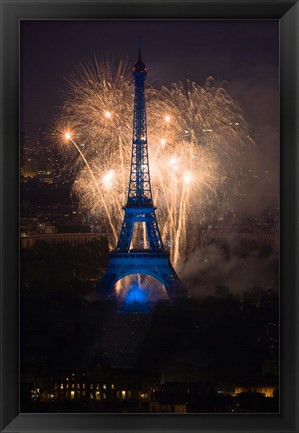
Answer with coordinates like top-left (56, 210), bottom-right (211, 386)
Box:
top-left (60, 384), bottom-right (64, 390)
top-left (70, 391), bottom-right (75, 399)
top-left (90, 384), bottom-right (94, 390)
top-left (95, 391), bottom-right (101, 400)
top-left (77, 383), bottom-right (80, 389)
top-left (82, 383), bottom-right (86, 389)
top-left (71, 384), bottom-right (75, 389)
top-left (96, 384), bottom-right (99, 390)
top-left (111, 384), bottom-right (115, 390)
top-left (90, 393), bottom-right (94, 399)
top-left (103, 393), bottom-right (106, 399)
top-left (82, 391), bottom-right (86, 397)
top-left (103, 384), bottom-right (106, 390)
top-left (121, 391), bottom-right (126, 400)
top-left (66, 384), bottom-right (69, 389)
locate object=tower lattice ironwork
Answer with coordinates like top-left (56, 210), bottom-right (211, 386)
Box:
top-left (97, 46), bottom-right (185, 299)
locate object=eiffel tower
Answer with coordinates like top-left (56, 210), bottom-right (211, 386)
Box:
top-left (97, 45), bottom-right (185, 300)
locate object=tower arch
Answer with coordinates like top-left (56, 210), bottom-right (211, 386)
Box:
top-left (112, 273), bottom-right (168, 300)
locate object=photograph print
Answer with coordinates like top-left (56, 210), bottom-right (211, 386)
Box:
top-left (20, 20), bottom-right (279, 413)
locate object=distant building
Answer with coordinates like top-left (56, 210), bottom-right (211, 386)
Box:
top-left (20, 232), bottom-right (111, 248)
top-left (25, 364), bottom-right (160, 408)
top-left (233, 385), bottom-right (277, 398)
top-left (149, 395), bottom-right (186, 413)
top-left (200, 230), bottom-right (279, 251)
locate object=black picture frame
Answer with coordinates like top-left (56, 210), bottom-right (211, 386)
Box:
top-left (0, 0), bottom-right (298, 432)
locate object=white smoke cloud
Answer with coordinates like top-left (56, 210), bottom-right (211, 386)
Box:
top-left (178, 241), bottom-right (279, 297)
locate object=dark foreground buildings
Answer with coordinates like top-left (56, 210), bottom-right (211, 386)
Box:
top-left (21, 359), bottom-right (278, 413)
top-left (21, 296), bottom-right (279, 413)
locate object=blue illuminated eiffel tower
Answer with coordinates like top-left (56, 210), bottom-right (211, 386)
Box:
top-left (97, 45), bottom-right (185, 299)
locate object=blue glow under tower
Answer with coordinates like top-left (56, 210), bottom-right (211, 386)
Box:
top-left (97, 45), bottom-right (185, 299)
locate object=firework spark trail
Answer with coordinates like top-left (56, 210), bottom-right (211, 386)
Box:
top-left (69, 136), bottom-right (118, 243)
top-left (118, 135), bottom-right (127, 202)
top-left (55, 59), bottom-right (254, 267)
top-left (173, 182), bottom-right (188, 265)
top-left (143, 223), bottom-right (147, 249)
top-left (181, 187), bottom-right (190, 256)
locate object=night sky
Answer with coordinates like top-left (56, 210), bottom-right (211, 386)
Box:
top-left (21, 20), bottom-right (279, 210)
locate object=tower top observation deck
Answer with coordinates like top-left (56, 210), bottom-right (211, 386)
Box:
top-left (133, 38), bottom-right (147, 74)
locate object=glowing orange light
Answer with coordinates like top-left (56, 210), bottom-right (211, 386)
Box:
top-left (102, 170), bottom-right (115, 189)
top-left (105, 111), bottom-right (111, 119)
top-left (183, 172), bottom-right (192, 184)
top-left (165, 115), bottom-right (171, 123)
top-left (169, 156), bottom-right (178, 166)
